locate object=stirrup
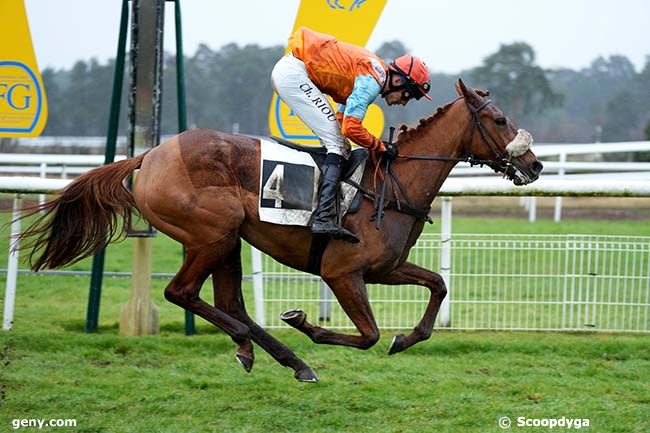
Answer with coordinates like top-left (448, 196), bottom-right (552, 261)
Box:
top-left (312, 222), bottom-right (360, 244)
top-left (331, 229), bottom-right (360, 244)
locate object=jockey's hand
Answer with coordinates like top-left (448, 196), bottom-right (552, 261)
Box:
top-left (382, 142), bottom-right (398, 161)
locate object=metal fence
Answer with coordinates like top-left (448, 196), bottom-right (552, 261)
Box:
top-left (3, 177), bottom-right (650, 332)
top-left (255, 234), bottom-right (650, 333)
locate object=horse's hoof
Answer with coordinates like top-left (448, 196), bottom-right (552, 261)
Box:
top-left (294, 367), bottom-right (319, 383)
top-left (280, 309), bottom-right (306, 328)
top-left (235, 354), bottom-right (254, 373)
top-left (388, 334), bottom-right (405, 355)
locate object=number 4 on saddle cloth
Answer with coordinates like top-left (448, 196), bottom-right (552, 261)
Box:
top-left (258, 137), bottom-right (368, 227)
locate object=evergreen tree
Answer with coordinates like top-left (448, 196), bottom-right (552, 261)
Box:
top-left (469, 42), bottom-right (563, 123)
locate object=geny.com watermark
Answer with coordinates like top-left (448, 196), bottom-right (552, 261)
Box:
top-left (11, 419), bottom-right (77, 430)
top-left (498, 416), bottom-right (590, 429)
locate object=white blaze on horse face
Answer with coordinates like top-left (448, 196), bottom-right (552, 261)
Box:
top-left (506, 129), bottom-right (533, 158)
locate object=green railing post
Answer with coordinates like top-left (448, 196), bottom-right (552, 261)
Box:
top-left (175, 0), bottom-right (187, 133)
top-left (174, 0), bottom-right (195, 336)
top-left (86, 0), bottom-right (129, 333)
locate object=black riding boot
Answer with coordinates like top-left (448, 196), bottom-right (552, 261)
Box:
top-left (311, 153), bottom-right (360, 244)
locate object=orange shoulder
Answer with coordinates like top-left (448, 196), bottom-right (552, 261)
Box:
top-left (288, 27), bottom-right (306, 58)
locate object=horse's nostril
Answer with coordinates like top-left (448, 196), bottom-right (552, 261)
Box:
top-left (532, 160), bottom-right (543, 174)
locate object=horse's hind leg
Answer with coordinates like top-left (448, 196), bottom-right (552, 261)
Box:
top-left (210, 239), bottom-right (254, 372)
top-left (212, 238), bottom-right (318, 382)
top-left (281, 273), bottom-right (380, 350)
top-left (370, 261), bottom-right (447, 354)
top-left (164, 242), bottom-right (250, 345)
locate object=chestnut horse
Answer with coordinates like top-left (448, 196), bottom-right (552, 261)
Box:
top-left (17, 79), bottom-right (542, 382)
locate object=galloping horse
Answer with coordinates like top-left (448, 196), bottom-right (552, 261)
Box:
top-left (17, 79), bottom-right (542, 382)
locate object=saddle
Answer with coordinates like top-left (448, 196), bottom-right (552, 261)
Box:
top-left (269, 136), bottom-right (369, 183)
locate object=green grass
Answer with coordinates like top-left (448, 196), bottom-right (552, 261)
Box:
top-left (448, 216), bottom-right (650, 237)
top-left (1, 331), bottom-right (648, 433)
top-left (0, 212), bottom-right (649, 432)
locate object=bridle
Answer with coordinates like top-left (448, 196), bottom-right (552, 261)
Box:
top-left (358, 97), bottom-right (521, 227)
top-left (396, 96), bottom-right (514, 173)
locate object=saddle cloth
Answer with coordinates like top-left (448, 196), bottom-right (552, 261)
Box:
top-left (258, 137), bottom-right (367, 227)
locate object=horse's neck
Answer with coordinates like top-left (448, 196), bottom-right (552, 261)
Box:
top-left (392, 102), bottom-right (469, 208)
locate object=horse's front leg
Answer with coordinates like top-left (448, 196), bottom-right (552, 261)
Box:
top-left (369, 261), bottom-right (447, 355)
top-left (281, 273), bottom-right (380, 350)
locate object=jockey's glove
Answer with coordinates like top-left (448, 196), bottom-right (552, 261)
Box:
top-left (382, 142), bottom-right (398, 161)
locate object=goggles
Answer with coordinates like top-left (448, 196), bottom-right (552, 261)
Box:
top-left (402, 80), bottom-right (430, 101)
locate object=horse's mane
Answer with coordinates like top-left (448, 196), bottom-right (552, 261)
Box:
top-left (397, 89), bottom-right (490, 144)
top-left (397, 98), bottom-right (460, 144)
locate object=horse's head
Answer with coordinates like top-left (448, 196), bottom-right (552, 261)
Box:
top-left (455, 78), bottom-right (543, 185)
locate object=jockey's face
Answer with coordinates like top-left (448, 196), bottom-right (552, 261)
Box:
top-left (383, 75), bottom-right (409, 106)
top-left (384, 89), bottom-right (409, 106)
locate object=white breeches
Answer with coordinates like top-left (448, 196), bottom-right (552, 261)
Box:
top-left (271, 54), bottom-right (351, 158)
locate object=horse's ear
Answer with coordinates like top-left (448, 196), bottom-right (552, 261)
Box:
top-left (455, 78), bottom-right (464, 96)
top-left (456, 78), bottom-right (481, 104)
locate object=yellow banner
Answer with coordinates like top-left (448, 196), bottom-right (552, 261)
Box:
top-left (268, 0), bottom-right (387, 144)
top-left (0, 0), bottom-right (48, 137)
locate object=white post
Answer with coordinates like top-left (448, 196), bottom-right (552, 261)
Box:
top-left (319, 279), bottom-right (332, 322)
top-left (439, 197), bottom-right (452, 327)
top-left (251, 246), bottom-right (265, 326)
top-left (119, 237), bottom-right (159, 336)
top-left (61, 164), bottom-right (68, 179)
top-left (39, 163), bottom-right (47, 207)
top-left (554, 152), bottom-right (566, 222)
top-left (3, 195), bottom-right (22, 331)
top-left (528, 196), bottom-right (537, 223)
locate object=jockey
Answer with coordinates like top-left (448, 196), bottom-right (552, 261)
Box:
top-left (271, 26), bottom-right (431, 244)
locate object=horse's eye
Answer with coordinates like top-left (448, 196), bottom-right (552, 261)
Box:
top-left (495, 117), bottom-right (507, 126)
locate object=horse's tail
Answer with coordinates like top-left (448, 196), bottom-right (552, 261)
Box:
top-left (15, 152), bottom-right (148, 271)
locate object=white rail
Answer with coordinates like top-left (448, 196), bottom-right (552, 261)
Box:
top-left (532, 141), bottom-right (650, 157)
top-left (0, 166), bottom-right (97, 176)
top-left (12, 136), bottom-right (127, 149)
top-left (2, 176), bottom-right (650, 197)
top-left (0, 154), bottom-right (126, 165)
top-left (0, 177), bottom-right (71, 194)
top-left (451, 161), bottom-right (650, 177)
top-left (440, 178), bottom-right (650, 196)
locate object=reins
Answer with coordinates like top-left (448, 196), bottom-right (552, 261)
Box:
top-left (394, 98), bottom-right (512, 169)
top-left (369, 96), bottom-right (514, 227)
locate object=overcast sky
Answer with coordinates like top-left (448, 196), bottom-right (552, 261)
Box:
top-left (24, 0), bottom-right (650, 74)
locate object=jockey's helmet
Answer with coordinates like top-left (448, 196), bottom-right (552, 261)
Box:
top-left (387, 55), bottom-right (432, 101)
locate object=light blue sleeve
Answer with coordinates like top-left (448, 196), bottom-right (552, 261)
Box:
top-left (337, 103), bottom-right (346, 114)
top-left (343, 75), bottom-right (381, 119)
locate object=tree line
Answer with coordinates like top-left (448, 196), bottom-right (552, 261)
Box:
top-left (40, 41), bottom-right (650, 148)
